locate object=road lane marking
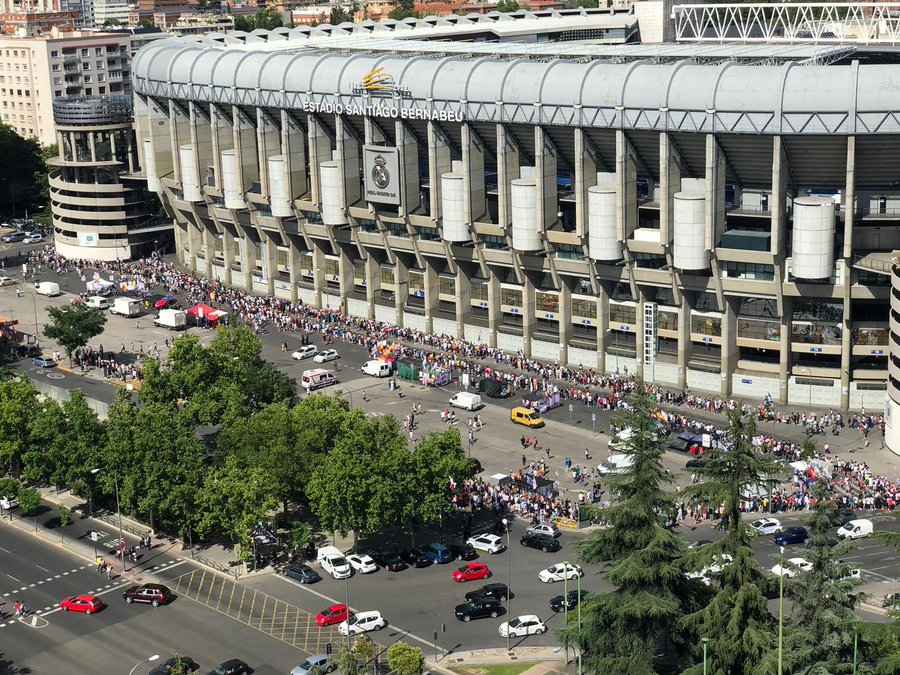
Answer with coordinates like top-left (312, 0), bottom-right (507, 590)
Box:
top-left (5, 574), bottom-right (19, 582)
top-left (36, 565), bottom-right (50, 573)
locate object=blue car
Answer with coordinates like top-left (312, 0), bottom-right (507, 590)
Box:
top-left (32, 355), bottom-right (56, 368)
top-left (774, 527), bottom-right (808, 546)
top-left (423, 543), bottom-right (453, 564)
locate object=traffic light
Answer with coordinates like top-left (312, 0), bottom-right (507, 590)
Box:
top-left (326, 643), bottom-right (332, 655)
top-left (433, 631), bottom-right (438, 641)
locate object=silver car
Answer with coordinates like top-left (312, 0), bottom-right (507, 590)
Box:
top-left (291, 654), bottom-right (334, 675)
top-left (526, 522), bottom-right (560, 538)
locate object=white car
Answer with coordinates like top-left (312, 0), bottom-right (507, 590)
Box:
top-left (22, 233), bottom-right (43, 244)
top-left (836, 567), bottom-right (861, 582)
top-left (750, 518), bottom-right (782, 535)
top-left (526, 522), bottom-right (560, 538)
top-left (0, 276), bottom-right (15, 286)
top-left (499, 615), bottom-right (547, 638)
top-left (686, 554), bottom-right (734, 585)
top-left (0, 496), bottom-right (18, 509)
top-left (467, 534), bottom-right (506, 554)
top-left (347, 554), bottom-right (378, 574)
top-left (338, 610), bottom-right (387, 636)
top-left (538, 562), bottom-right (583, 584)
top-left (320, 552), bottom-right (352, 580)
top-left (314, 349), bottom-right (339, 363)
top-left (291, 345), bottom-right (318, 360)
top-left (771, 557), bottom-right (813, 578)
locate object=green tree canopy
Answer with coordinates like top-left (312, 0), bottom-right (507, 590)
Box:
top-left (16, 486), bottom-right (40, 515)
top-left (0, 122), bottom-right (47, 217)
top-left (196, 454), bottom-right (278, 545)
top-left (0, 376), bottom-right (41, 475)
top-left (43, 304), bottom-right (107, 362)
top-left (386, 642), bottom-right (424, 675)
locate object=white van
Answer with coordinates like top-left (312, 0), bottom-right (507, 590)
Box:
top-left (316, 545), bottom-right (351, 579)
top-left (301, 368), bottom-right (337, 391)
top-left (362, 359), bottom-right (391, 377)
top-left (837, 518), bottom-right (873, 540)
top-left (35, 281), bottom-right (61, 297)
top-left (449, 392), bottom-right (483, 411)
top-left (85, 296), bottom-right (109, 310)
top-left (599, 453), bottom-right (634, 475)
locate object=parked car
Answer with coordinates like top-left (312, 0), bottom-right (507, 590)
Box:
top-left (15, 344), bottom-right (40, 358)
top-left (773, 527), bottom-right (808, 546)
top-left (60, 594), bottom-right (102, 614)
top-left (292, 654), bottom-right (335, 675)
top-left (372, 552), bottom-right (407, 572)
top-left (150, 656), bottom-right (200, 674)
top-left (525, 522), bottom-right (560, 538)
top-left (837, 518), bottom-right (874, 540)
top-left (453, 562), bottom-right (491, 582)
top-left (467, 533), bottom-right (506, 554)
top-left (291, 345), bottom-right (318, 360)
top-left (550, 589), bottom-right (589, 613)
top-left (22, 233), bottom-right (43, 244)
top-left (538, 563), bottom-right (583, 584)
top-left (750, 518), bottom-right (783, 535)
top-left (347, 554), bottom-right (379, 574)
top-left (519, 532), bottom-right (561, 553)
top-left (283, 564), bottom-right (322, 584)
top-left (0, 496), bottom-right (18, 510)
top-left (423, 543), bottom-right (454, 564)
top-left (0, 276), bottom-right (15, 285)
top-left (122, 583), bottom-right (171, 606)
top-left (338, 610), bottom-right (387, 635)
top-left (448, 542), bottom-right (478, 561)
top-left (686, 554), bottom-right (734, 585)
top-left (314, 349), bottom-right (339, 363)
top-left (208, 659), bottom-right (252, 675)
top-left (399, 549), bottom-right (432, 568)
top-left (454, 597), bottom-right (502, 622)
top-left (32, 355), bottom-right (56, 368)
top-left (316, 604), bottom-right (349, 627)
top-left (771, 557), bottom-right (813, 578)
top-left (499, 615), bottom-right (547, 638)
top-left (465, 583), bottom-right (510, 603)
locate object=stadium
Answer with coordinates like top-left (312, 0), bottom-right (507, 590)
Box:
top-left (130, 5), bottom-right (900, 431)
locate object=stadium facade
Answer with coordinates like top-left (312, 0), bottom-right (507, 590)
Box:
top-left (130, 10), bottom-right (899, 414)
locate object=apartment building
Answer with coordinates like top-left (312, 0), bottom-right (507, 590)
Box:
top-left (0, 27), bottom-right (164, 145)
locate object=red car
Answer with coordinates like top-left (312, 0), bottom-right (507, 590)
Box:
top-left (316, 603), bottom-right (349, 627)
top-left (60, 594), bottom-right (102, 614)
top-left (453, 562), bottom-right (491, 583)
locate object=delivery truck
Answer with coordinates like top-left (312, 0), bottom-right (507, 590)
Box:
top-left (35, 281), bottom-right (61, 297)
top-left (110, 297), bottom-right (143, 317)
top-left (154, 308), bottom-right (187, 330)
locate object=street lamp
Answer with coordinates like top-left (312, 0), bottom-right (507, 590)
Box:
top-left (91, 467), bottom-right (126, 572)
top-left (777, 545), bottom-right (785, 675)
top-left (128, 654), bottom-right (159, 675)
top-left (702, 637), bottom-right (709, 675)
top-left (344, 572), bottom-right (352, 651)
top-left (502, 517), bottom-right (511, 652)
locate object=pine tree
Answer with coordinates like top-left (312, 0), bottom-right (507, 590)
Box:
top-left (678, 407), bottom-right (784, 674)
top-left (560, 384), bottom-right (699, 674)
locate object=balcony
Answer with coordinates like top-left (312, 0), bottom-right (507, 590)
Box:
top-left (737, 318), bottom-right (780, 342)
top-left (791, 322), bottom-right (842, 346)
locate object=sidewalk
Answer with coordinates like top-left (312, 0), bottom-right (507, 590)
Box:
top-left (427, 646), bottom-right (569, 675)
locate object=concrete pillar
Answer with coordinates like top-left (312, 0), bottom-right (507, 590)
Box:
top-left (496, 125), bottom-right (520, 230)
top-left (456, 270), bottom-right (471, 337)
top-left (287, 243), bottom-right (300, 302)
top-left (659, 132), bottom-right (681, 247)
top-left (558, 285), bottom-right (572, 366)
top-left (189, 102), bottom-right (214, 197)
top-left (335, 116), bottom-right (360, 215)
top-left (615, 130), bottom-right (637, 242)
top-left (573, 129), bottom-right (597, 241)
top-left (307, 115), bottom-right (331, 206)
top-left (240, 234), bottom-right (254, 289)
top-left (428, 121), bottom-right (452, 222)
top-left (232, 106), bottom-right (258, 196)
top-left (597, 286), bottom-right (609, 373)
top-left (280, 111), bottom-right (308, 202)
top-left (534, 127), bottom-right (558, 236)
top-left (779, 296), bottom-right (792, 406)
top-left (486, 273), bottom-right (500, 349)
top-left (257, 109), bottom-right (281, 198)
top-left (365, 257), bottom-right (380, 320)
top-left (169, 102), bottom-right (191, 184)
top-left (311, 246), bottom-right (325, 308)
top-left (770, 135), bottom-right (788, 257)
top-left (209, 105), bottom-right (232, 190)
top-left (394, 258), bottom-right (408, 327)
top-left (705, 134), bottom-right (726, 252)
top-left (721, 296), bottom-right (738, 397)
top-left (396, 121), bottom-right (421, 217)
top-left (337, 250), bottom-right (354, 311)
top-left (522, 276), bottom-right (535, 358)
top-left (677, 298), bottom-right (690, 389)
top-left (423, 264), bottom-right (438, 334)
top-left (221, 230), bottom-right (234, 286)
top-left (843, 136), bottom-right (856, 260)
top-left (201, 228), bottom-right (214, 273)
top-left (462, 124), bottom-right (486, 224)
top-left (841, 292), bottom-right (852, 410)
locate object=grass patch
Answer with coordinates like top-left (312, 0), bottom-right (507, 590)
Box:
top-left (453, 663), bottom-right (538, 675)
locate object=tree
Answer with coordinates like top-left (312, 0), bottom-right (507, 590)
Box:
top-left (559, 384), bottom-right (697, 674)
top-left (288, 522), bottom-right (311, 558)
top-left (17, 486), bottom-right (40, 515)
top-left (407, 429), bottom-right (474, 539)
top-left (102, 18), bottom-right (120, 26)
top-left (0, 122), bottom-right (47, 217)
top-left (678, 407), bottom-right (784, 674)
top-left (0, 376), bottom-right (41, 475)
top-left (496, 0), bottom-right (520, 11)
top-left (23, 397), bottom-right (66, 484)
top-left (337, 644), bottom-right (359, 675)
top-left (43, 304), bottom-right (106, 363)
top-left (330, 2), bottom-right (357, 24)
top-left (389, 0), bottom-right (418, 20)
top-left (254, 7), bottom-right (284, 30)
top-left (353, 635), bottom-right (374, 670)
top-left (386, 642), bottom-right (424, 675)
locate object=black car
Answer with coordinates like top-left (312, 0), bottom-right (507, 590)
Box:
top-left (150, 656), bottom-right (200, 675)
top-left (465, 583), bottom-right (510, 603)
top-left (399, 549), bottom-right (431, 568)
top-left (686, 457), bottom-right (709, 469)
top-left (15, 344), bottom-right (41, 359)
top-left (448, 542), bottom-right (478, 561)
top-left (208, 659), bottom-right (253, 675)
top-left (519, 532), bottom-right (561, 553)
top-left (667, 431), bottom-right (697, 453)
top-left (550, 589), bottom-right (589, 613)
top-left (373, 552), bottom-right (407, 572)
top-left (454, 597), bottom-right (502, 622)
top-left (283, 564), bottom-right (321, 584)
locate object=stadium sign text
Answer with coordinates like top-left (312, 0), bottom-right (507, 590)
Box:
top-left (299, 100), bottom-right (464, 122)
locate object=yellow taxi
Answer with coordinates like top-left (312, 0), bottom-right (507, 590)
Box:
top-left (510, 407), bottom-right (545, 428)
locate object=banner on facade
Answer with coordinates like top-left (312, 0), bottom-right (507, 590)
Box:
top-left (79, 232), bottom-right (99, 247)
top-left (363, 145), bottom-right (401, 206)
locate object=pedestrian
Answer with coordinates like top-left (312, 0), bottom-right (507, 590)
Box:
top-left (521, 453), bottom-right (527, 467)
top-left (13, 600), bottom-right (20, 618)
top-left (520, 435), bottom-right (526, 449)
top-left (584, 448), bottom-right (591, 461)
top-left (532, 437), bottom-right (538, 450)
top-left (106, 563), bottom-right (113, 580)
top-left (96, 555), bottom-right (103, 572)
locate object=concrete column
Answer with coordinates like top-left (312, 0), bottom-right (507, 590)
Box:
top-left (677, 298), bottom-right (690, 389)
top-left (221, 230), bottom-right (234, 286)
top-left (779, 296), bottom-right (792, 406)
top-left (770, 135), bottom-right (788, 257)
top-left (534, 127), bottom-right (558, 235)
top-left (365, 257), bottom-right (380, 320)
top-left (307, 115), bottom-right (331, 206)
top-left (209, 105), bottom-right (233, 189)
top-left (335, 116), bottom-right (361, 213)
top-left (423, 264), bottom-right (438, 334)
top-left (615, 130), bottom-right (637, 242)
top-left (240, 234), bottom-right (254, 289)
top-left (189, 102), bottom-right (214, 196)
top-left (635, 293), bottom-right (645, 380)
top-left (184, 221), bottom-right (199, 272)
top-left (841, 292), bottom-right (852, 410)
top-left (456, 270), bottom-right (471, 337)
top-left (462, 123), bottom-right (486, 224)
top-left (257, 109), bottom-right (281, 198)
top-left (573, 129), bottom-right (597, 241)
top-left (597, 286), bottom-right (609, 373)
top-left (287, 242), bottom-right (300, 302)
top-left (263, 236), bottom-right (277, 295)
top-left (89, 131), bottom-right (97, 162)
top-left (496, 125), bottom-right (520, 230)
top-left (337, 250), bottom-right (354, 311)
top-left (659, 132), bottom-right (681, 247)
top-left (486, 273), bottom-right (500, 349)
top-left (394, 258), bottom-right (409, 327)
top-left (522, 276), bottom-right (535, 358)
top-left (232, 106), bottom-right (258, 196)
top-left (721, 296), bottom-right (738, 397)
top-left (558, 285), bottom-right (572, 366)
top-left (169, 101), bottom-right (191, 184)
top-left (843, 136), bottom-right (856, 260)
top-left (280, 111), bottom-right (308, 201)
top-left (705, 134), bottom-right (726, 252)
top-left (396, 121), bottom-right (421, 217)
top-left (428, 121), bottom-right (452, 222)
top-left (311, 246), bottom-right (325, 308)
top-left (201, 228), bottom-right (214, 274)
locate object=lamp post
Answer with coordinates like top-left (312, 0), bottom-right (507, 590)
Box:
top-left (92, 467), bottom-right (125, 572)
top-left (502, 517), bottom-right (511, 652)
top-left (344, 572), bottom-right (352, 652)
top-left (702, 637), bottom-right (709, 675)
top-left (576, 568), bottom-right (583, 675)
top-left (128, 654), bottom-right (159, 675)
top-left (777, 545), bottom-right (785, 675)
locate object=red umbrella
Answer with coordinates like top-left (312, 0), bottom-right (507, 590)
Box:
top-left (154, 299), bottom-right (167, 309)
